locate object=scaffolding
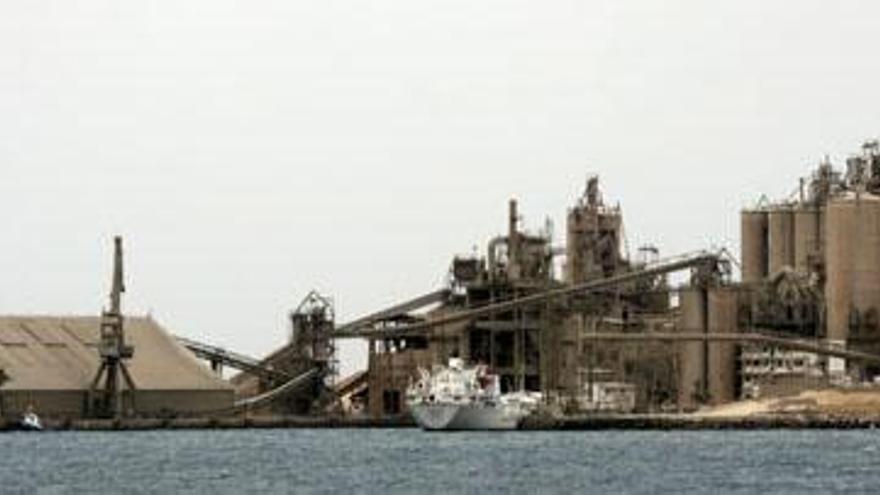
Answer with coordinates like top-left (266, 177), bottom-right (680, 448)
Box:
top-left (287, 291), bottom-right (338, 413)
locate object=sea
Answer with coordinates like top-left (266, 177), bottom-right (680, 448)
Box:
top-left (2, 429), bottom-right (879, 494)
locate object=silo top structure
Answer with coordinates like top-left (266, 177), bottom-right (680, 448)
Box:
top-left (565, 176), bottom-right (623, 284)
top-left (744, 140), bottom-right (880, 358)
top-left (485, 198), bottom-right (553, 284)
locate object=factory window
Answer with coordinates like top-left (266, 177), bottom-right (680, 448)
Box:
top-left (500, 375), bottom-right (515, 393)
top-left (525, 375), bottom-right (541, 392)
top-left (383, 390), bottom-right (402, 415)
top-left (525, 331), bottom-right (541, 367)
top-left (495, 332), bottom-right (515, 368)
top-left (405, 337), bottom-right (428, 350)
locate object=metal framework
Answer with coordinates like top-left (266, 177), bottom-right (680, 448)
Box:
top-left (234, 368), bottom-right (320, 410)
top-left (290, 291), bottom-right (338, 393)
top-left (176, 336), bottom-right (293, 381)
top-left (334, 250), bottom-right (724, 338)
top-left (87, 237), bottom-right (136, 419)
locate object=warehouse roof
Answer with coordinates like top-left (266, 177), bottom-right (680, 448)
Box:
top-left (0, 316), bottom-right (232, 392)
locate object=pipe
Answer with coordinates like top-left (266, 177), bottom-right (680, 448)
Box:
top-left (487, 236), bottom-right (508, 280)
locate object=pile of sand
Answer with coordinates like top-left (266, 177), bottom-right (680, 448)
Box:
top-left (695, 399), bottom-right (776, 418)
top-left (695, 388), bottom-right (880, 418)
top-left (802, 389), bottom-right (880, 415)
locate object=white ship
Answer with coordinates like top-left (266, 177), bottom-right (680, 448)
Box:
top-left (20, 411), bottom-right (43, 432)
top-left (406, 358), bottom-right (539, 431)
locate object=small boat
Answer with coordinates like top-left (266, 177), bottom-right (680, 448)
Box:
top-left (406, 358), bottom-right (540, 431)
top-left (19, 411), bottom-right (43, 432)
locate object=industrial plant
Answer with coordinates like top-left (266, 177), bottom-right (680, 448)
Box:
top-left (4, 140), bottom-right (880, 425)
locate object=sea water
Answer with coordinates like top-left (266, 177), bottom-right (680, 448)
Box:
top-left (2, 429), bottom-right (879, 494)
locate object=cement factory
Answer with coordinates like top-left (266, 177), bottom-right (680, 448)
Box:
top-left (4, 139), bottom-right (880, 425)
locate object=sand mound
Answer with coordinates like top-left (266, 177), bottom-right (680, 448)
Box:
top-left (695, 388), bottom-right (880, 418)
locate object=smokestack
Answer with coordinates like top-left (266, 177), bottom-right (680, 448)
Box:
top-left (509, 198), bottom-right (518, 239)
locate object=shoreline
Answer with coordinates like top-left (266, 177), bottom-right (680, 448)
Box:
top-left (0, 416), bottom-right (415, 432)
top-left (522, 414), bottom-right (880, 430)
top-left (3, 413), bottom-right (880, 432)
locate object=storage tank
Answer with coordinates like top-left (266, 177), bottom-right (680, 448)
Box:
top-left (852, 193), bottom-right (880, 331)
top-left (793, 207), bottom-right (822, 274)
top-left (677, 289), bottom-right (707, 411)
top-left (825, 195), bottom-right (858, 342)
top-left (741, 210), bottom-right (769, 283)
top-left (707, 289), bottom-right (738, 405)
top-left (768, 207), bottom-right (795, 275)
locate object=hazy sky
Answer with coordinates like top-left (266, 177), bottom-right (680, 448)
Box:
top-left (2, 1), bottom-right (879, 375)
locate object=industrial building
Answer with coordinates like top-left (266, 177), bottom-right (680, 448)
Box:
top-left (738, 140), bottom-right (880, 394)
top-left (224, 143), bottom-right (880, 418)
top-left (351, 177), bottom-right (719, 415)
top-left (0, 316), bottom-right (233, 419)
top-left (7, 140), bottom-right (880, 422)
top-left (322, 140), bottom-right (880, 416)
top-left (225, 176), bottom-right (695, 416)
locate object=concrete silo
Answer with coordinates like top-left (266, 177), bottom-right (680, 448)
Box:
top-left (677, 289), bottom-right (707, 411)
top-left (768, 206), bottom-right (795, 275)
top-left (793, 206), bottom-right (822, 275)
top-left (741, 210), bottom-right (769, 283)
top-left (825, 195), bottom-right (859, 343)
top-left (852, 194), bottom-right (880, 334)
top-left (707, 288), bottom-right (739, 405)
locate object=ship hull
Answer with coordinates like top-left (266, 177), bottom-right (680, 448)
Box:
top-left (410, 403), bottom-right (523, 431)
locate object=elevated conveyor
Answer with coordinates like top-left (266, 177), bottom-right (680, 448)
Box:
top-left (576, 331), bottom-right (880, 365)
top-left (334, 289), bottom-right (450, 335)
top-left (335, 251), bottom-right (723, 338)
top-left (233, 368), bottom-right (319, 409)
top-left (177, 336), bottom-right (293, 382)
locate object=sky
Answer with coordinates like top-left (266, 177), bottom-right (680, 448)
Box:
top-left (2, 1), bottom-right (879, 376)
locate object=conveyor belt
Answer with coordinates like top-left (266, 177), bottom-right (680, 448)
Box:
top-left (333, 288), bottom-right (450, 335)
top-left (576, 331), bottom-right (880, 365)
top-left (251, 289), bottom-right (452, 365)
top-left (234, 368), bottom-right (319, 409)
top-left (336, 251), bottom-right (722, 338)
top-left (177, 336), bottom-right (293, 381)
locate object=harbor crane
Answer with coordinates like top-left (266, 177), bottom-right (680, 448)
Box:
top-left (87, 237), bottom-right (136, 419)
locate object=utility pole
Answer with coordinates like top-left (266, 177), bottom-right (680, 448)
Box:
top-left (87, 237), bottom-right (136, 418)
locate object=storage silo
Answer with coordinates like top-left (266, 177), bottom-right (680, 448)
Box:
top-left (707, 288), bottom-right (738, 405)
top-left (677, 289), bottom-right (707, 411)
top-left (768, 207), bottom-right (795, 275)
top-left (825, 195), bottom-right (858, 343)
top-left (793, 206), bottom-right (822, 274)
top-left (741, 210), bottom-right (769, 283)
top-left (852, 193), bottom-right (880, 330)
